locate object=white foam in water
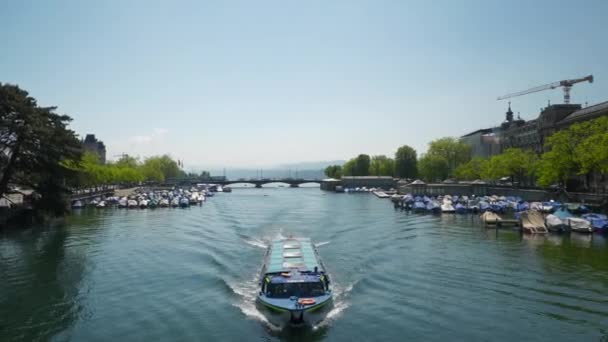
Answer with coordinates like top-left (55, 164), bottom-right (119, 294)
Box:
top-left (314, 241), bottom-right (331, 248)
top-left (243, 237), bottom-right (267, 249)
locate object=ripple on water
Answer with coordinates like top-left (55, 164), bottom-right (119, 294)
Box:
top-left (2, 189), bottom-right (608, 341)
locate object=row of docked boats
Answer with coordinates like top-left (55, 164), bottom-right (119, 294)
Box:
top-left (71, 185), bottom-right (228, 209)
top-left (389, 193), bottom-right (607, 234)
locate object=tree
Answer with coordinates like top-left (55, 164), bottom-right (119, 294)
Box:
top-left (324, 165), bottom-right (342, 179)
top-left (485, 148), bottom-right (537, 185)
top-left (426, 137), bottom-right (471, 176)
top-left (417, 154), bottom-right (449, 182)
top-left (370, 155), bottom-right (394, 176)
top-left (394, 145), bottom-right (417, 179)
top-left (0, 83), bottom-right (82, 214)
top-left (537, 116), bottom-right (608, 188)
top-left (454, 157), bottom-right (489, 181)
top-left (353, 154), bottom-right (371, 176)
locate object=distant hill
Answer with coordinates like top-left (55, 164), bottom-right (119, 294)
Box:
top-left (277, 160), bottom-right (345, 170)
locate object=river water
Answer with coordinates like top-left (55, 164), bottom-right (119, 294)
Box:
top-left (1, 188), bottom-right (608, 341)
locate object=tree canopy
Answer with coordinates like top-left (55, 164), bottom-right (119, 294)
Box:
top-left (0, 83), bottom-right (82, 214)
top-left (324, 165), bottom-right (342, 179)
top-left (417, 153), bottom-right (449, 182)
top-left (425, 137), bottom-right (471, 177)
top-left (537, 116), bottom-right (608, 188)
top-left (343, 154), bottom-right (372, 176)
top-left (394, 145), bottom-right (417, 179)
top-left (370, 155), bottom-right (394, 176)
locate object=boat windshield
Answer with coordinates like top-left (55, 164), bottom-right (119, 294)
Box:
top-left (267, 281), bottom-right (325, 298)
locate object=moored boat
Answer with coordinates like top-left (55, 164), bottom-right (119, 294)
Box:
top-left (257, 237), bottom-right (332, 325)
top-left (179, 197), bottom-right (189, 208)
top-left (127, 199), bottom-right (138, 209)
top-left (582, 213), bottom-right (608, 233)
top-left (72, 200), bottom-right (84, 209)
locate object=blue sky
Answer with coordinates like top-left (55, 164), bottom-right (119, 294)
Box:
top-left (1, 0), bottom-right (606, 169)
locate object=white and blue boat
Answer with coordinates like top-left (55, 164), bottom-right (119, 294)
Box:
top-left (257, 237), bottom-right (332, 325)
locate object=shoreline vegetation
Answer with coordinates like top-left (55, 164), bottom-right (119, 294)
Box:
top-left (325, 118), bottom-right (608, 193)
top-left (0, 83), bottom-right (204, 227)
top-left (2, 82), bottom-right (607, 227)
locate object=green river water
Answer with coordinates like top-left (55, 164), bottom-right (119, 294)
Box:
top-left (1, 188), bottom-right (608, 341)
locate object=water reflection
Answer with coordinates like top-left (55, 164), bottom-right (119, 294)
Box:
top-left (0, 227), bottom-right (86, 342)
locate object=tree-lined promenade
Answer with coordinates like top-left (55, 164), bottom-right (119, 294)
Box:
top-left (0, 83), bottom-right (191, 219)
top-left (326, 117), bottom-right (608, 192)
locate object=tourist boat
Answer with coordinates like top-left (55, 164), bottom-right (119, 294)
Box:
top-left (118, 198), bottom-right (128, 208)
top-left (138, 199), bottom-right (148, 209)
top-left (171, 198), bottom-right (179, 208)
top-left (582, 213), bottom-right (608, 233)
top-left (257, 237), bottom-right (332, 324)
top-left (148, 199), bottom-right (158, 209)
top-left (95, 201), bottom-right (106, 208)
top-left (159, 198), bottom-right (169, 208)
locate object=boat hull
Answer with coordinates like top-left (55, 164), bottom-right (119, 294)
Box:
top-left (257, 296), bottom-right (332, 325)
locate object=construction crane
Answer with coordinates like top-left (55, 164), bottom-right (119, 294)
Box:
top-left (497, 75), bottom-right (593, 104)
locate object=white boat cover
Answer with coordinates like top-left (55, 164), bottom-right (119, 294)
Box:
top-left (481, 211), bottom-right (501, 223)
top-left (545, 214), bottom-right (565, 230)
top-left (566, 218), bottom-right (593, 233)
top-left (520, 210), bottom-right (548, 233)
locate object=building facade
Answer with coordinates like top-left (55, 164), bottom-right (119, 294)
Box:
top-left (460, 127), bottom-right (501, 158)
top-left (82, 134), bottom-right (107, 164)
top-left (462, 101), bottom-right (608, 157)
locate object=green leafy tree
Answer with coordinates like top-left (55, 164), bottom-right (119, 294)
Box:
top-left (370, 155), bottom-right (394, 176)
top-left (0, 83), bottom-right (82, 214)
top-left (537, 116), bottom-right (608, 188)
top-left (353, 154), bottom-right (371, 176)
top-left (454, 157), bottom-right (489, 181)
top-left (485, 148), bottom-right (537, 185)
top-left (394, 145), bottom-right (417, 179)
top-left (324, 165), bottom-right (342, 179)
top-left (418, 154), bottom-right (449, 182)
top-left (426, 137), bottom-right (471, 176)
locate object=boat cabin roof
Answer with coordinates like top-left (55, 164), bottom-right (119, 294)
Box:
top-left (266, 238), bottom-right (321, 274)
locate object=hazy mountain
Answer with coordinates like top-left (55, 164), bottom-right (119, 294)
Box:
top-left (277, 160), bottom-right (345, 170)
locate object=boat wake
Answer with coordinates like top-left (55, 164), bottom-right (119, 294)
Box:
top-left (228, 273), bottom-right (356, 332)
top-left (243, 237), bottom-right (268, 249)
top-left (314, 241), bottom-right (331, 248)
top-left (310, 278), bottom-right (358, 330)
top-left (227, 276), bottom-right (282, 331)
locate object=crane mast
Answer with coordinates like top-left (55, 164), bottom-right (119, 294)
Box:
top-left (497, 75), bottom-right (593, 104)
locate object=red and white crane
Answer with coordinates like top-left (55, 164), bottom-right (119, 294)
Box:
top-left (497, 75), bottom-right (593, 104)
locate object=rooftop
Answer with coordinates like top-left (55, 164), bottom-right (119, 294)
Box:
top-left (341, 176), bottom-right (394, 180)
top-left (266, 238), bottom-right (320, 274)
top-left (558, 101), bottom-right (608, 125)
